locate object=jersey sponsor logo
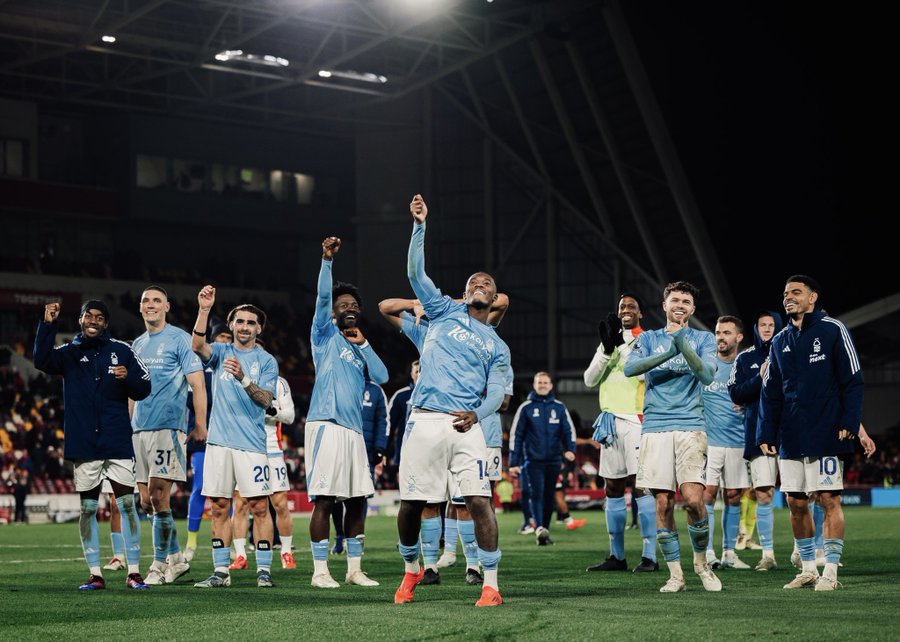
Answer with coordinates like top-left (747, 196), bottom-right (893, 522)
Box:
top-left (704, 380), bottom-right (728, 392)
top-left (447, 325), bottom-right (495, 364)
top-left (809, 353), bottom-right (827, 363)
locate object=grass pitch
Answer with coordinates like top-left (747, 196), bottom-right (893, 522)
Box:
top-left (1, 507), bottom-right (899, 641)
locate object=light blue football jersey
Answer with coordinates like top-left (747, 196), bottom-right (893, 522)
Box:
top-left (481, 373), bottom-right (514, 448)
top-left (407, 223), bottom-right (511, 420)
top-left (132, 324), bottom-right (203, 432)
top-left (307, 259), bottom-right (389, 433)
top-left (205, 341), bottom-right (278, 453)
top-left (626, 327), bottom-right (716, 433)
top-left (703, 356), bottom-right (744, 447)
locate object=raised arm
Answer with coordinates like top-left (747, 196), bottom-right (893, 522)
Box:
top-left (192, 286), bottom-right (215, 362)
top-left (407, 194), bottom-right (446, 317)
top-left (379, 297), bottom-right (418, 331)
top-left (33, 303), bottom-right (65, 374)
top-left (315, 237), bottom-right (340, 330)
top-left (487, 293), bottom-right (510, 327)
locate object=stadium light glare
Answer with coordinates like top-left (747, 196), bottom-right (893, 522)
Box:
top-left (100, 35), bottom-right (116, 43)
top-left (317, 69), bottom-right (388, 84)
top-left (213, 49), bottom-right (289, 67)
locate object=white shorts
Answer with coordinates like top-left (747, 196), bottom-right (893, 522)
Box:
top-left (778, 456), bottom-right (844, 494)
top-left (202, 444), bottom-right (272, 499)
top-left (485, 447), bottom-right (502, 482)
top-left (749, 455), bottom-right (779, 489)
top-left (599, 417), bottom-right (642, 479)
top-left (133, 429), bottom-right (188, 483)
top-left (305, 422), bottom-right (375, 501)
top-left (705, 445), bottom-right (750, 489)
top-left (636, 430), bottom-right (708, 492)
top-left (446, 474), bottom-right (465, 506)
top-left (73, 459), bottom-right (135, 493)
top-left (399, 410), bottom-right (492, 502)
top-left (268, 451), bottom-right (290, 493)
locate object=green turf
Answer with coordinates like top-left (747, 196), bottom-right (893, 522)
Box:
top-left (1, 507), bottom-right (899, 640)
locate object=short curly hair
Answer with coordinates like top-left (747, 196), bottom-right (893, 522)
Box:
top-left (333, 281), bottom-right (362, 308)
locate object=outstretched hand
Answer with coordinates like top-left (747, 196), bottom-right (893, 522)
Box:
top-left (410, 194), bottom-right (428, 224)
top-left (322, 236), bottom-right (341, 260)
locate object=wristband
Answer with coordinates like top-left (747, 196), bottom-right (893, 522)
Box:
top-left (240, 377), bottom-right (252, 388)
top-left (359, 340), bottom-right (370, 349)
top-left (192, 329), bottom-right (206, 336)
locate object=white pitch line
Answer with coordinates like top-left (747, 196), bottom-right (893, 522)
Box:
top-left (0, 544), bottom-right (83, 548)
top-left (6, 558), bottom-right (84, 564)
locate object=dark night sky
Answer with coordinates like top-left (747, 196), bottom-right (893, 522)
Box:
top-left (621, 2), bottom-right (892, 326)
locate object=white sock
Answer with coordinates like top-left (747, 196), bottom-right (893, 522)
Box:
top-left (347, 555), bottom-right (361, 574)
top-left (801, 560), bottom-right (817, 574)
top-left (313, 559), bottom-right (329, 575)
top-left (666, 560), bottom-right (684, 580)
top-left (483, 568), bottom-right (498, 589)
top-left (280, 536), bottom-right (293, 553)
top-left (128, 564), bottom-right (139, 574)
top-left (693, 551), bottom-right (707, 567)
top-left (405, 560), bottom-right (421, 574)
top-left (234, 538), bottom-right (247, 558)
top-left (89, 566), bottom-right (102, 576)
top-left (722, 550), bottom-right (735, 562)
top-left (823, 562), bottom-right (838, 580)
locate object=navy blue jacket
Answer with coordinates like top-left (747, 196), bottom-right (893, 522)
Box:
top-left (728, 311), bottom-right (784, 459)
top-left (758, 309), bottom-right (864, 459)
top-left (362, 380), bottom-right (388, 463)
top-left (33, 321), bottom-right (151, 460)
top-left (386, 383), bottom-right (413, 465)
top-left (509, 391), bottom-right (576, 467)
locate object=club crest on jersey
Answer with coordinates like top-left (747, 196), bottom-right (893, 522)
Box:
top-left (532, 408), bottom-right (540, 417)
top-left (156, 342), bottom-right (166, 356)
top-left (549, 409), bottom-right (560, 424)
top-left (110, 352), bottom-right (119, 366)
top-left (363, 390), bottom-right (372, 407)
top-left (339, 346), bottom-right (364, 370)
top-left (250, 362), bottom-right (260, 378)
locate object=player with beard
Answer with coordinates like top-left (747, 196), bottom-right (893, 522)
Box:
top-left (191, 291), bottom-right (279, 589)
top-left (701, 315), bottom-right (751, 570)
top-left (624, 281), bottom-right (721, 593)
top-left (306, 236), bottom-right (389, 589)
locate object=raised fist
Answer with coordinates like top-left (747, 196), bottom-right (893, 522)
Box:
top-left (410, 194), bottom-right (428, 224)
top-left (44, 302), bottom-right (61, 323)
top-left (322, 236), bottom-right (342, 260)
top-left (198, 285), bottom-right (216, 312)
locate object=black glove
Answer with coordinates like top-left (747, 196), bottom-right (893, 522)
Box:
top-left (599, 312), bottom-right (622, 354)
top-left (369, 449), bottom-right (385, 466)
top-left (265, 405), bottom-right (278, 417)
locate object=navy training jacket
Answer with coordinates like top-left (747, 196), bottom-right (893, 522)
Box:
top-left (509, 391), bottom-right (576, 467)
top-left (33, 321), bottom-right (151, 461)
